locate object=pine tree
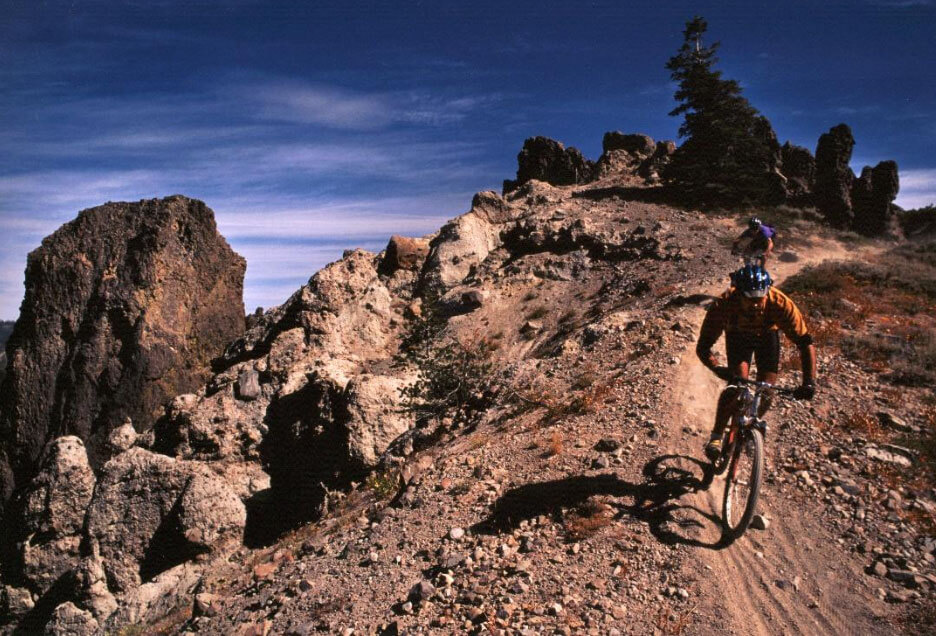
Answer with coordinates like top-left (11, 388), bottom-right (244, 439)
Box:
top-left (663, 17), bottom-right (780, 206)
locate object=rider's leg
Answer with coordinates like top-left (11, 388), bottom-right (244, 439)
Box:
top-left (754, 331), bottom-right (781, 416)
top-left (705, 342), bottom-right (750, 460)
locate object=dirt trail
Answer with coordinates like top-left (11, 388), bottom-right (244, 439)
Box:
top-left (662, 238), bottom-right (890, 636)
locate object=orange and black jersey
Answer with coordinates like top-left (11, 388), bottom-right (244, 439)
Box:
top-left (696, 287), bottom-right (811, 356)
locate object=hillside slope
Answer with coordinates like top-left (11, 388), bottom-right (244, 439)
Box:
top-left (172, 185), bottom-right (931, 635)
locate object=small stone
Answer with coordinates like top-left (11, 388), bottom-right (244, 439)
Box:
top-left (237, 368), bottom-right (262, 401)
top-left (193, 592), bottom-right (218, 617)
top-left (548, 603), bottom-right (563, 616)
top-left (870, 561), bottom-right (888, 577)
top-left (401, 601), bottom-right (413, 614)
top-left (412, 580), bottom-right (436, 602)
top-left (449, 527), bottom-right (465, 541)
top-left (750, 515), bottom-right (770, 531)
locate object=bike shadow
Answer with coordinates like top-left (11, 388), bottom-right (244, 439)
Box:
top-left (472, 453), bottom-right (733, 550)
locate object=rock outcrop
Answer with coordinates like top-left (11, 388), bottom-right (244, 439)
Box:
top-left (0, 195), bottom-right (246, 516)
top-left (86, 447), bottom-right (245, 594)
top-left (815, 124), bottom-right (857, 227)
top-left (503, 137), bottom-right (595, 192)
top-left (4, 437), bottom-right (95, 596)
top-left (378, 235), bottom-right (431, 275)
top-left (156, 247), bottom-right (420, 523)
top-left (851, 160), bottom-right (900, 237)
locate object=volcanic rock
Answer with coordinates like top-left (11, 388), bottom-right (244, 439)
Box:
top-left (851, 160), bottom-right (900, 237)
top-left (6, 436), bottom-right (95, 595)
top-left (85, 448), bottom-right (245, 594)
top-left (44, 602), bottom-right (99, 636)
top-left (379, 235), bottom-right (431, 275)
top-left (504, 136), bottom-right (595, 192)
top-left (780, 142), bottom-right (816, 200)
top-left (0, 195), bottom-right (245, 514)
top-left (815, 124), bottom-right (857, 227)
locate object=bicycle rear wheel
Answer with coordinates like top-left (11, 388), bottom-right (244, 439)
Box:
top-left (722, 428), bottom-right (764, 538)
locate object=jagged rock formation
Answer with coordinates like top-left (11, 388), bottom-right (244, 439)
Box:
top-left (504, 133), bottom-right (677, 194)
top-left (155, 244), bottom-right (423, 523)
top-left (0, 195), bottom-right (246, 516)
top-left (815, 124), bottom-right (857, 227)
top-left (86, 448), bottom-right (245, 594)
top-left (852, 161), bottom-right (900, 237)
top-left (503, 136), bottom-right (595, 192)
top-left (813, 124), bottom-right (900, 236)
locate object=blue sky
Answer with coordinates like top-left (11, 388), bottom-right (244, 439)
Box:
top-left (2, 0), bottom-right (934, 319)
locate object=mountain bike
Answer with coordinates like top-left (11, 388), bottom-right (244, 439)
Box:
top-left (710, 378), bottom-right (794, 539)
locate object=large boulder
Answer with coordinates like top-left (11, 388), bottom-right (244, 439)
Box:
top-left (852, 160), bottom-right (900, 237)
top-left (260, 364), bottom-right (415, 518)
top-left (602, 132), bottom-right (655, 156)
top-left (5, 437), bottom-right (95, 596)
top-left (85, 448), bottom-right (245, 594)
top-left (378, 235), bottom-right (431, 275)
top-left (504, 137), bottom-right (595, 191)
top-left (0, 195), bottom-right (246, 514)
top-left (815, 124), bottom-right (856, 227)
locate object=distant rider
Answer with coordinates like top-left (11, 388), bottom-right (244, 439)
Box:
top-left (696, 264), bottom-right (816, 461)
top-left (732, 217), bottom-right (775, 264)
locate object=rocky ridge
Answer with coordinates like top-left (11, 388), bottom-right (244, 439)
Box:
top-left (0, 133), bottom-right (928, 635)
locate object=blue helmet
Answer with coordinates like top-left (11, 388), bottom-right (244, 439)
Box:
top-left (731, 264), bottom-right (772, 298)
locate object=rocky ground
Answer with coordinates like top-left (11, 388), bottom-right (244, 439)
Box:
top-left (161, 186), bottom-right (931, 635)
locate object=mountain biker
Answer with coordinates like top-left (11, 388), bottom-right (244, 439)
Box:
top-left (696, 264), bottom-right (816, 461)
top-left (732, 217), bottom-right (775, 264)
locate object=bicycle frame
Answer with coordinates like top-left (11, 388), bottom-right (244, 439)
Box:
top-left (714, 381), bottom-right (772, 476)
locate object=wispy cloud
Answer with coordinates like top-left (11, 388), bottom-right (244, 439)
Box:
top-left (896, 168), bottom-right (936, 209)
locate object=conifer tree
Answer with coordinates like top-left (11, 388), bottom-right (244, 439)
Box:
top-left (663, 17), bottom-right (780, 205)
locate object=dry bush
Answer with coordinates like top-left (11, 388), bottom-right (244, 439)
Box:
top-left (836, 410), bottom-right (886, 442)
top-left (526, 306), bottom-right (548, 320)
top-left (511, 371), bottom-right (613, 425)
top-left (547, 431), bottom-right (563, 457)
top-left (563, 498), bottom-right (613, 541)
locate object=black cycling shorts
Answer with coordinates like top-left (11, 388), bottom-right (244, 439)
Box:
top-left (725, 330), bottom-right (781, 374)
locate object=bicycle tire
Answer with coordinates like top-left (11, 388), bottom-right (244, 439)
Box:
top-left (722, 428), bottom-right (764, 538)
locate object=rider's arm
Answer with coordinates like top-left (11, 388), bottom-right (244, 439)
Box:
top-left (764, 237), bottom-right (774, 257)
top-left (772, 290), bottom-right (816, 386)
top-left (696, 301), bottom-right (725, 371)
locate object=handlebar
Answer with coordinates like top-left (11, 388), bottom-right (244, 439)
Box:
top-left (727, 376), bottom-right (796, 396)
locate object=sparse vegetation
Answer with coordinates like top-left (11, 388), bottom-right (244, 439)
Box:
top-left (397, 298), bottom-right (504, 427)
top-left (782, 243), bottom-right (936, 388)
top-left (526, 306), bottom-right (548, 320)
top-left (364, 469), bottom-right (400, 500)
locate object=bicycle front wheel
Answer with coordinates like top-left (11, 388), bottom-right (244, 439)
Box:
top-left (722, 428), bottom-right (764, 538)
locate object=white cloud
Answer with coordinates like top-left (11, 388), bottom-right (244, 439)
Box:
top-left (896, 168), bottom-right (936, 209)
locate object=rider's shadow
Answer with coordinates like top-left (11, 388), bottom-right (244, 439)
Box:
top-left (472, 454), bottom-right (732, 550)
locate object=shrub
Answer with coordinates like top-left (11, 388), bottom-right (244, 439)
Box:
top-left (397, 299), bottom-right (503, 427)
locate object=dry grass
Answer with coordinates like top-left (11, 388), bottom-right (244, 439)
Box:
top-left (526, 306), bottom-right (549, 320)
top-left (562, 498), bottom-right (614, 541)
top-left (781, 250), bottom-right (936, 386)
top-left (546, 431), bottom-right (563, 457)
